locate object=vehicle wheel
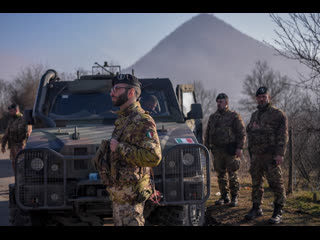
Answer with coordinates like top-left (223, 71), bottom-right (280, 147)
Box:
top-left (10, 207), bottom-right (32, 226)
top-left (9, 184), bottom-right (32, 226)
top-left (188, 203), bottom-right (205, 226)
top-left (146, 203), bottom-right (205, 226)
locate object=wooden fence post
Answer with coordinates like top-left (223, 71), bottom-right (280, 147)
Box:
top-left (288, 126), bottom-right (294, 194)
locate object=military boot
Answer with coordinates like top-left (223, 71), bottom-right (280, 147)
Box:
top-left (268, 204), bottom-right (283, 224)
top-left (230, 195), bottom-right (238, 207)
top-left (215, 194), bottom-right (230, 205)
top-left (245, 203), bottom-right (263, 220)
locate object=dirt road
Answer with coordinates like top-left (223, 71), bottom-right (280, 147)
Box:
top-left (0, 151), bottom-right (14, 226)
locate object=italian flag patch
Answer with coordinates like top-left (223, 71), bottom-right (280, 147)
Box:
top-left (175, 138), bottom-right (194, 144)
top-left (146, 131), bottom-right (154, 139)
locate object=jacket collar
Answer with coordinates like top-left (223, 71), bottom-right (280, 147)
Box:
top-left (116, 101), bottom-right (142, 117)
top-left (217, 107), bottom-right (230, 115)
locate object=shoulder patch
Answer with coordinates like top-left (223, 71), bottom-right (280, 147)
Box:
top-left (146, 131), bottom-right (154, 139)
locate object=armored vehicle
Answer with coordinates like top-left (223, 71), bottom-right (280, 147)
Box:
top-left (9, 62), bottom-right (210, 226)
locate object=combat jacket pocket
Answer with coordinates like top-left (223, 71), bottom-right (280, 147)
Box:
top-left (250, 128), bottom-right (276, 145)
top-left (211, 127), bottom-right (234, 146)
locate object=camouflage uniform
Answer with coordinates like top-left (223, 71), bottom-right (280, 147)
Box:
top-left (1, 113), bottom-right (29, 171)
top-left (107, 101), bottom-right (162, 226)
top-left (204, 107), bottom-right (246, 201)
top-left (246, 103), bottom-right (288, 207)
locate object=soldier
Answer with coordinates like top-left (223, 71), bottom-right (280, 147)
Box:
top-left (245, 86), bottom-right (288, 224)
top-left (141, 94), bottom-right (159, 115)
top-left (204, 93), bottom-right (246, 207)
top-left (107, 74), bottom-right (162, 226)
top-left (1, 104), bottom-right (31, 173)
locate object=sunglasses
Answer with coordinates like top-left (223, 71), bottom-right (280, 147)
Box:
top-left (110, 86), bottom-right (132, 93)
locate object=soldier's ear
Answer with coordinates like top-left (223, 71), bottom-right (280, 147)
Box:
top-left (127, 87), bottom-right (135, 99)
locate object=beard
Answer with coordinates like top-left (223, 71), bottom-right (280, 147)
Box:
top-left (217, 105), bottom-right (227, 112)
top-left (217, 106), bottom-right (224, 111)
top-left (112, 91), bottom-right (128, 107)
top-left (258, 101), bottom-right (269, 109)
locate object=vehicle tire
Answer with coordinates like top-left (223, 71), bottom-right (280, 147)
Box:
top-left (188, 203), bottom-right (205, 226)
top-left (10, 207), bottom-right (32, 226)
top-left (8, 184), bottom-right (31, 226)
top-left (146, 203), bottom-right (205, 226)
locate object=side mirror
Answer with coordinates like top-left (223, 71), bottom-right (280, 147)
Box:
top-left (23, 109), bottom-right (34, 125)
top-left (187, 103), bottom-right (203, 119)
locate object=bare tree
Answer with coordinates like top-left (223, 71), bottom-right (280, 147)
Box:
top-left (9, 64), bottom-right (47, 111)
top-left (269, 13), bottom-right (320, 95)
top-left (239, 60), bottom-right (291, 113)
top-left (268, 13), bottom-right (320, 190)
top-left (193, 80), bottom-right (217, 126)
top-left (0, 79), bottom-right (12, 117)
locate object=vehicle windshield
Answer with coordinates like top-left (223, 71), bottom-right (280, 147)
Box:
top-left (49, 89), bottom-right (170, 120)
top-left (140, 90), bottom-right (169, 117)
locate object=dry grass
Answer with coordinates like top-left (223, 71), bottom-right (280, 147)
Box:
top-left (206, 167), bottom-right (320, 226)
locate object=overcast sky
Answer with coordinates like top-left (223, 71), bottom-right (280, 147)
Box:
top-left (0, 13), bottom-right (287, 81)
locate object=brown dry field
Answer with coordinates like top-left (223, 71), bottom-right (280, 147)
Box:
top-left (206, 169), bottom-right (320, 226)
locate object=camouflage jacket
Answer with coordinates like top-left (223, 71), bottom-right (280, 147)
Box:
top-left (246, 103), bottom-right (288, 156)
top-left (204, 108), bottom-right (246, 151)
top-left (107, 101), bottom-right (162, 203)
top-left (1, 113), bottom-right (29, 149)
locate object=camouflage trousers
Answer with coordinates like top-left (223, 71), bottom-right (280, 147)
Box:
top-left (112, 201), bottom-right (145, 226)
top-left (212, 149), bottom-right (240, 198)
top-left (9, 144), bottom-right (24, 173)
top-left (249, 153), bottom-right (286, 207)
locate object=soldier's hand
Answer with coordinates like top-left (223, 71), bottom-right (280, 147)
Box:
top-left (110, 138), bottom-right (119, 152)
top-left (235, 148), bottom-right (242, 158)
top-left (274, 155), bottom-right (284, 165)
top-left (1, 147), bottom-right (5, 154)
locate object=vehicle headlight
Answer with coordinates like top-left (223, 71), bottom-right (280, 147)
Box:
top-left (169, 160), bottom-right (176, 168)
top-left (31, 157), bottom-right (44, 171)
top-left (182, 153), bottom-right (194, 166)
top-left (50, 193), bottom-right (59, 201)
top-left (169, 190), bottom-right (177, 198)
top-left (51, 164), bottom-right (59, 171)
